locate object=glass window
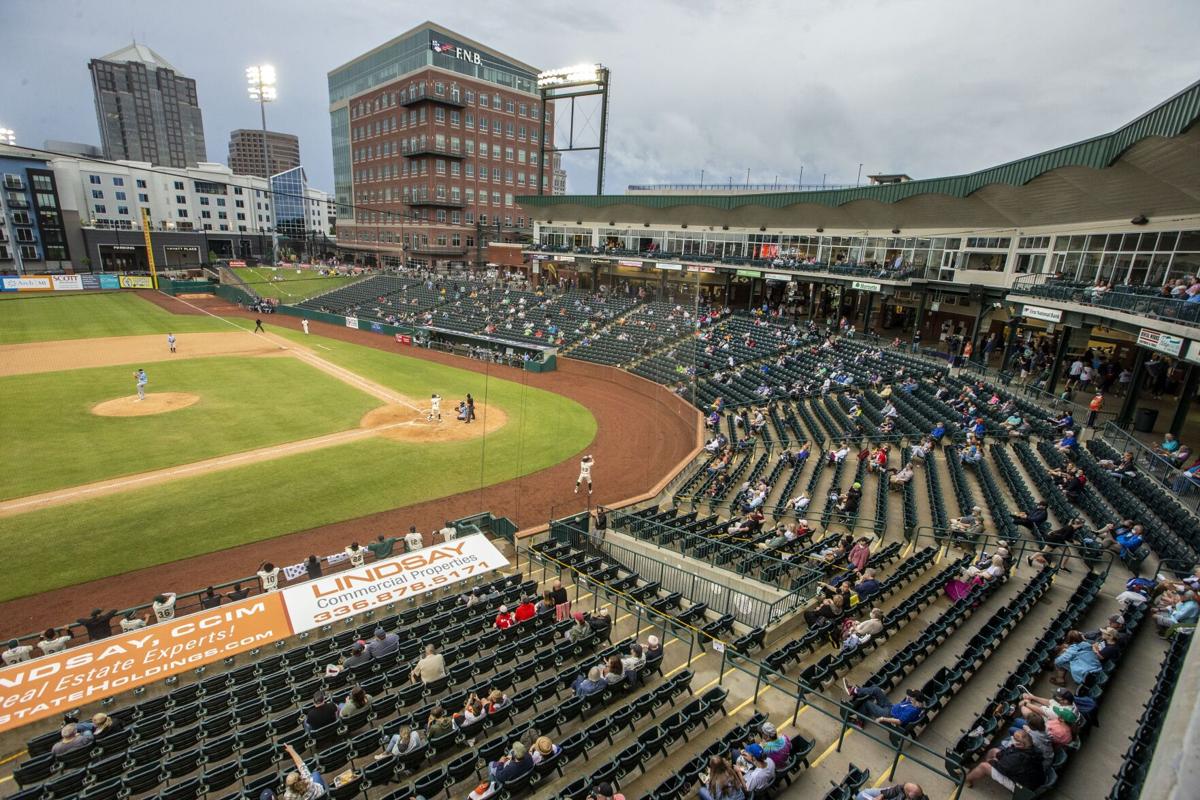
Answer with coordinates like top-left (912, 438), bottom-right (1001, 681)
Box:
top-left (89, 175), bottom-right (101, 185)
top-left (115, 191), bottom-right (126, 200)
top-left (92, 189), bottom-right (103, 199)
top-left (112, 177), bottom-right (124, 186)
top-left (1178, 231), bottom-right (1200, 252)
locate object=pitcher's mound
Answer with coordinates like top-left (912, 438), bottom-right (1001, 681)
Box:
top-left (361, 402), bottom-right (506, 442)
top-left (93, 393), bottom-right (201, 417)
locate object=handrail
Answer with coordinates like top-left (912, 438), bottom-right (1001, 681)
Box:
top-left (1099, 422), bottom-right (1200, 515)
top-left (1009, 279), bottom-right (1200, 329)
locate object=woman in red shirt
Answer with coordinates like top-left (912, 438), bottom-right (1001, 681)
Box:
top-left (514, 597), bottom-right (536, 623)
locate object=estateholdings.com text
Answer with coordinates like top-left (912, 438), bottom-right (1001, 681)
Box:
top-left (310, 555), bottom-right (491, 622)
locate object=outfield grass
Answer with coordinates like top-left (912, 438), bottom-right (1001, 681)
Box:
top-left (234, 267), bottom-right (364, 302)
top-left (0, 356), bottom-right (382, 500)
top-left (0, 292), bottom-right (233, 343)
top-left (0, 331), bottom-right (596, 600)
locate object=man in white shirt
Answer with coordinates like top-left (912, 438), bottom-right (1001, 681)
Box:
top-left (37, 628), bottom-right (71, 656)
top-left (575, 455), bottom-right (595, 494)
top-left (2, 640), bottom-right (34, 666)
top-left (152, 593), bottom-right (177, 623)
top-left (345, 543), bottom-right (366, 568)
top-left (404, 526), bottom-right (424, 552)
top-left (739, 745), bottom-right (776, 792)
top-left (258, 562), bottom-right (282, 591)
top-left (120, 611), bottom-right (148, 633)
top-left (438, 521), bottom-right (457, 543)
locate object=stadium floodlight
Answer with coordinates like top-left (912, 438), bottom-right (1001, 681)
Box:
top-left (0, 128), bottom-right (15, 146)
top-left (537, 63), bottom-right (603, 89)
top-left (245, 65), bottom-right (278, 103)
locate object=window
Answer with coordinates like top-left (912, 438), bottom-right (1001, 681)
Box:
top-left (216, 198), bottom-right (225, 207)
top-left (519, 103), bottom-right (528, 117)
top-left (31, 175), bottom-right (52, 191)
top-left (434, 107), bottom-right (445, 123)
top-left (505, 193), bottom-right (514, 206)
top-left (93, 204), bottom-right (106, 214)
top-left (89, 175), bottom-right (101, 185)
top-left (138, 193), bottom-right (149, 202)
top-left (20, 245), bottom-right (38, 260)
top-left (466, 90), bottom-right (475, 104)
top-left (117, 206), bottom-right (129, 216)
top-left (505, 147), bottom-right (514, 161)
top-left (174, 181), bottom-right (184, 190)
top-left (465, 112), bottom-right (474, 130)
top-left (92, 189), bottom-right (104, 199)
top-left (450, 111), bottom-right (460, 126)
top-left (480, 94), bottom-right (489, 108)
top-left (177, 209), bottom-right (188, 218)
top-left (201, 210), bottom-right (211, 219)
top-left (505, 100), bottom-right (514, 113)
top-left (492, 191), bottom-right (501, 205)
top-left (136, 179), bottom-right (147, 188)
top-left (115, 191), bottom-right (126, 201)
top-left (112, 177), bottom-right (124, 186)
top-left (199, 197), bottom-right (209, 206)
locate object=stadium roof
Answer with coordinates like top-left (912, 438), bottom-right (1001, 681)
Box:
top-left (95, 42), bottom-right (179, 71)
top-left (521, 80), bottom-right (1200, 230)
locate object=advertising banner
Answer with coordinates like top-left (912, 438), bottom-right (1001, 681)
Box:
top-left (280, 535), bottom-right (508, 632)
top-left (0, 595), bottom-right (291, 732)
top-left (655, 262), bottom-right (683, 271)
top-left (1021, 305), bottom-right (1063, 323)
top-left (99, 274), bottom-right (121, 289)
top-left (345, 316), bottom-right (360, 329)
top-left (80, 274), bottom-right (101, 290)
top-left (118, 275), bottom-right (153, 289)
top-left (1138, 327), bottom-right (1185, 357)
top-left (370, 322), bottom-right (383, 333)
top-left (617, 260), bottom-right (643, 268)
top-left (736, 269), bottom-right (762, 278)
top-left (851, 280), bottom-right (881, 292)
top-left (2, 276), bottom-right (53, 292)
top-left (765, 272), bottom-right (794, 282)
top-left (395, 334), bottom-right (413, 345)
top-left (51, 275), bottom-right (83, 291)
top-left (686, 265), bottom-right (717, 274)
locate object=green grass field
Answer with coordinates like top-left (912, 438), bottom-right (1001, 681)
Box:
top-left (233, 267), bottom-right (364, 302)
top-left (0, 292), bottom-right (596, 601)
top-left (0, 357), bottom-right (381, 500)
top-left (0, 291), bottom-right (234, 343)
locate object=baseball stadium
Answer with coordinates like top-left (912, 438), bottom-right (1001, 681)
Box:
top-left (2, 61), bottom-right (1200, 800)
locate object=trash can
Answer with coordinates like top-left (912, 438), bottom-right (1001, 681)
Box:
top-left (1134, 407), bottom-right (1159, 433)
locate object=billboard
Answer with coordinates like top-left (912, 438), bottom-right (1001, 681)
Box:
top-left (118, 275), bottom-right (153, 289)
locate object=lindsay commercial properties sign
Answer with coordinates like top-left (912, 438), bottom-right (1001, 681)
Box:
top-left (0, 536), bottom-right (507, 732)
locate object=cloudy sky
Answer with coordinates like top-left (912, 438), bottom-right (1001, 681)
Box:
top-left (2, 0), bottom-right (1198, 195)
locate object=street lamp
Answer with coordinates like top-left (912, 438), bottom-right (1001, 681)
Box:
top-left (245, 65), bottom-right (277, 177)
top-left (0, 128), bottom-right (15, 146)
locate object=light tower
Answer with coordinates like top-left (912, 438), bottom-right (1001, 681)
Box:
top-left (245, 65), bottom-right (277, 178)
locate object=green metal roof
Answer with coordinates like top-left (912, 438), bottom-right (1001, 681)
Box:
top-left (520, 80), bottom-right (1200, 211)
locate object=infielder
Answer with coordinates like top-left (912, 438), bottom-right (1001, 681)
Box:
top-left (167, 333), bottom-right (176, 353)
top-left (575, 454), bottom-right (594, 494)
top-left (301, 319), bottom-right (310, 335)
top-left (134, 368), bottom-right (148, 401)
top-left (428, 393), bottom-right (442, 422)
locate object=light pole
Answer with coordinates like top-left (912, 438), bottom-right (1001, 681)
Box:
top-left (0, 128), bottom-right (15, 146)
top-left (245, 65), bottom-right (277, 178)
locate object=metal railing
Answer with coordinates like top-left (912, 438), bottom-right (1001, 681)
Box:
top-left (626, 182), bottom-right (861, 192)
top-left (1010, 274), bottom-right (1200, 329)
top-left (1099, 422), bottom-right (1200, 513)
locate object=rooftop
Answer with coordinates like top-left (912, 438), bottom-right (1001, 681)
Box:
top-left (94, 42), bottom-right (179, 72)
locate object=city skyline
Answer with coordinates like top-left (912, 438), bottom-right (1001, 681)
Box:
top-left (1, 0), bottom-right (1198, 197)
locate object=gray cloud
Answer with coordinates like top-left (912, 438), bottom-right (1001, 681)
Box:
top-left (1, 0), bottom-right (1197, 197)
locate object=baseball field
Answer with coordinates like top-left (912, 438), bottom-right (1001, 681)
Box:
top-left (0, 291), bottom-right (596, 602)
top-left (231, 265), bottom-right (363, 301)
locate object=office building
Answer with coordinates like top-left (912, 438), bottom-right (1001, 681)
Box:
top-left (228, 129), bottom-right (301, 178)
top-left (89, 43), bottom-right (207, 167)
top-left (0, 151), bottom-right (74, 272)
top-left (553, 152), bottom-right (566, 195)
top-left (327, 21), bottom-right (554, 267)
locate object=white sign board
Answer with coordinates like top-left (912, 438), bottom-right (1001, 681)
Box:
top-left (51, 275), bottom-right (83, 291)
top-left (345, 316), bottom-right (360, 329)
top-left (1021, 305), bottom-right (1063, 323)
top-left (851, 280), bottom-right (881, 292)
top-left (765, 272), bottom-right (793, 282)
top-left (687, 265), bottom-right (717, 274)
top-left (618, 260), bottom-right (643, 268)
top-left (1138, 328), bottom-right (1184, 357)
top-left (656, 262), bottom-right (683, 271)
top-left (279, 534), bottom-right (508, 632)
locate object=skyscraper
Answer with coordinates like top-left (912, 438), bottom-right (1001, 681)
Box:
top-left (228, 130), bottom-right (301, 178)
top-left (89, 43), bottom-right (207, 168)
top-left (327, 22), bottom-right (553, 268)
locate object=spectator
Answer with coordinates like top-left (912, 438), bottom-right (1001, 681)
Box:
top-left (550, 579), bottom-right (571, 621)
top-left (854, 569), bottom-right (882, 599)
top-left (963, 728), bottom-right (1046, 791)
top-left (888, 463), bottom-right (915, 489)
top-left (699, 755), bottom-right (746, 800)
top-left (37, 628), bottom-right (71, 655)
top-left (120, 611), bottom-right (148, 633)
top-left (589, 608), bottom-right (613, 640)
top-left (645, 635), bottom-right (662, 658)
top-left (282, 742), bottom-right (327, 799)
top-left (200, 587), bottom-right (222, 609)
top-left (227, 583), bottom-right (250, 601)
top-left (856, 784), bottom-right (927, 800)
top-left (404, 526), bottom-right (424, 553)
top-left (376, 722), bottom-right (425, 759)
top-left (847, 537), bottom-right (872, 573)
top-left (950, 506), bottom-right (985, 539)
top-left (453, 693), bottom-right (487, 730)
top-left (590, 781), bottom-right (626, 800)
top-left (1155, 589), bottom-right (1199, 633)
top-left (77, 609), bottom-right (118, 641)
top-left (257, 562), bottom-right (282, 592)
top-left (1029, 518), bottom-right (1085, 572)
top-left (338, 685), bottom-right (371, 718)
top-left (842, 609), bottom-right (885, 652)
top-left (51, 723), bottom-right (93, 757)
top-left (367, 627), bottom-right (399, 659)
top-left (342, 642), bottom-right (371, 669)
top-left (426, 705), bottom-right (453, 738)
top-left (599, 654), bottom-right (625, 685)
top-left (1051, 631), bottom-right (1103, 685)
top-left (531, 735), bottom-right (560, 765)
top-left (621, 643), bottom-right (645, 676)
top-left (757, 721), bottom-right (791, 768)
top-left (565, 612), bottom-right (591, 643)
top-left (737, 745), bottom-right (776, 792)
top-left (1010, 501), bottom-right (1048, 533)
top-left (495, 606), bottom-right (515, 631)
top-left (304, 691), bottom-right (337, 732)
top-left (513, 595), bottom-right (537, 623)
top-left (90, 712), bottom-right (121, 740)
top-left (1, 639), bottom-right (33, 665)
top-left (1087, 393), bottom-right (1104, 427)
top-left (151, 592), bottom-right (177, 622)
top-left (411, 643), bottom-right (446, 684)
top-left (1055, 430), bottom-right (1078, 456)
top-left (1154, 433), bottom-right (1181, 458)
top-left (366, 533), bottom-right (399, 561)
top-left (484, 688), bottom-right (510, 714)
top-left (930, 421), bottom-right (947, 444)
top-left (844, 682), bottom-right (926, 729)
top-left (966, 554), bottom-right (1008, 582)
top-left (344, 542), bottom-right (366, 568)
top-left (572, 666), bottom-right (606, 697)
top-left (470, 741), bottom-right (534, 800)
top-left (304, 556), bottom-right (323, 580)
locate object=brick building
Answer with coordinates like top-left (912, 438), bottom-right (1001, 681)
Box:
top-left (327, 22), bottom-right (553, 268)
top-left (228, 129), bottom-right (301, 178)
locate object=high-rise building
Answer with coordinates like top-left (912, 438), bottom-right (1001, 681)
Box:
top-left (228, 129), bottom-right (301, 178)
top-left (327, 21), bottom-right (554, 267)
top-left (89, 43), bottom-right (207, 168)
top-left (552, 152), bottom-right (567, 195)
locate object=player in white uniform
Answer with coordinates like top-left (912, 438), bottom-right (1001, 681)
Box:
top-left (429, 393), bottom-right (442, 422)
top-left (167, 333), bottom-right (176, 353)
top-left (575, 455), bottom-right (595, 494)
top-left (134, 368), bottom-right (148, 401)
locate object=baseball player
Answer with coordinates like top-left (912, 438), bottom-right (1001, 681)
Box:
top-left (134, 368), bottom-right (148, 401)
top-left (575, 455), bottom-right (595, 494)
top-left (301, 319), bottom-right (310, 335)
top-left (429, 393), bottom-right (442, 422)
top-left (167, 333), bottom-right (176, 353)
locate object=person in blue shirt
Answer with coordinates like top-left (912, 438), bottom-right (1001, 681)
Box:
top-left (960, 445), bottom-right (983, 466)
top-left (930, 422), bottom-right (946, 444)
top-left (1055, 430), bottom-right (1078, 455)
top-left (1155, 590), bottom-right (1199, 633)
top-left (1051, 630), bottom-right (1103, 685)
top-left (844, 682), bottom-right (926, 728)
top-left (571, 666), bottom-right (606, 697)
top-left (971, 418), bottom-right (987, 439)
